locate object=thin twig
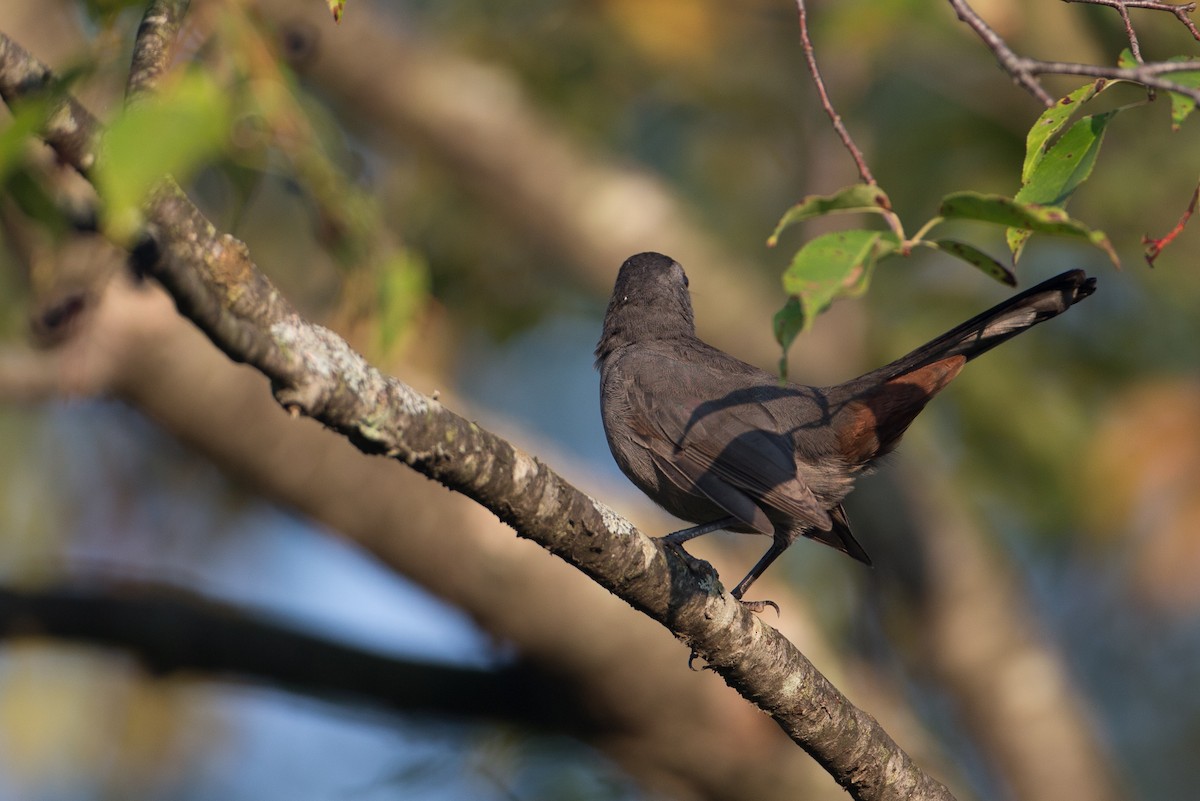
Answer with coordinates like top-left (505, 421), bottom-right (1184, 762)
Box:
top-left (1023, 58), bottom-right (1200, 102)
top-left (950, 0), bottom-right (1200, 105)
top-left (795, 0), bottom-right (875, 185)
top-left (1063, 0), bottom-right (1200, 40)
top-left (1143, 179), bottom-right (1200, 264)
top-left (794, 0), bottom-right (906, 241)
top-left (1115, 0), bottom-right (1143, 62)
top-left (948, 0), bottom-right (1056, 105)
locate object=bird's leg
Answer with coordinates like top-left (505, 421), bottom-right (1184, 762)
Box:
top-left (659, 517), bottom-right (737, 584)
top-left (660, 516), bottom-right (739, 547)
top-left (729, 540), bottom-right (786, 614)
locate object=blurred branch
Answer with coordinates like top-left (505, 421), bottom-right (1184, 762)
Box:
top-left (0, 34), bottom-right (100, 171)
top-left (950, 0), bottom-right (1200, 105)
top-left (888, 436), bottom-right (1127, 801)
top-left (127, 0), bottom-right (191, 102)
top-left (0, 582), bottom-right (573, 726)
top-left (0, 26), bottom-right (954, 801)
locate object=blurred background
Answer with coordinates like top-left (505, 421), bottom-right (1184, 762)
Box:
top-left (1, 1), bottom-right (1199, 800)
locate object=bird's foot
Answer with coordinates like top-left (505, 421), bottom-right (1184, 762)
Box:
top-left (660, 537), bottom-right (718, 583)
top-left (736, 597), bottom-right (780, 616)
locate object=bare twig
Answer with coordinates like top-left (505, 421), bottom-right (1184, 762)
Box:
top-left (794, 0), bottom-right (905, 241)
top-left (1143, 179), bottom-right (1200, 264)
top-left (950, 0), bottom-right (1200, 105)
top-left (1113, 0), bottom-right (1143, 63)
top-left (1063, 0), bottom-right (1200, 41)
top-left (948, 0), bottom-right (1056, 106)
top-left (795, 0), bottom-right (874, 185)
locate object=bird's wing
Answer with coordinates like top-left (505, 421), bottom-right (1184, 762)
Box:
top-left (624, 359), bottom-right (833, 535)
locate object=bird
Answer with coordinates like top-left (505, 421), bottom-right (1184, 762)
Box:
top-left (595, 251), bottom-right (1095, 609)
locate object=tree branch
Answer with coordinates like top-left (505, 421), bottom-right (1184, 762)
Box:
top-left (1063, 0), bottom-right (1200, 42)
top-left (0, 582), bottom-right (577, 727)
top-left (793, 0), bottom-right (905, 242)
top-left (949, 0), bottom-right (1200, 105)
top-left (127, 0), bottom-right (191, 102)
top-left (0, 33), bottom-right (100, 171)
top-left (794, 0), bottom-right (875, 186)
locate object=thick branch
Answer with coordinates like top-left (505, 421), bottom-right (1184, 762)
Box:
top-left (137, 175), bottom-right (953, 801)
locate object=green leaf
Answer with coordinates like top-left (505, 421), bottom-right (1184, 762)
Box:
top-left (1005, 226), bottom-right (1034, 263)
top-left (1117, 48), bottom-right (1200, 130)
top-left (776, 229), bottom-right (895, 378)
top-left (767, 184), bottom-right (892, 246)
top-left (782, 229), bottom-right (895, 326)
top-left (772, 226), bottom-right (897, 374)
top-left (377, 248), bottom-right (430, 354)
top-left (1019, 112), bottom-right (1114, 207)
top-left (772, 297), bottom-right (804, 380)
top-left (93, 70), bottom-right (231, 243)
top-left (1010, 110), bottom-right (1115, 261)
top-left (1162, 57), bottom-right (1200, 129)
top-left (327, 0), bottom-right (347, 21)
top-left (1022, 81), bottom-right (1110, 184)
top-left (927, 239), bottom-right (1016, 286)
top-left (0, 98), bottom-right (50, 182)
top-left (940, 191), bottom-right (1119, 267)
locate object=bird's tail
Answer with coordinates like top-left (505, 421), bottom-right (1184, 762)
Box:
top-left (831, 270), bottom-right (1095, 464)
top-left (867, 269), bottom-right (1096, 384)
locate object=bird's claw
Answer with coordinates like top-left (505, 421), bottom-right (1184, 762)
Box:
top-left (737, 598), bottom-right (781, 616)
top-left (661, 538), bottom-right (717, 582)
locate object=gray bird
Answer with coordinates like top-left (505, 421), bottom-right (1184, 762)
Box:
top-left (596, 251), bottom-right (1095, 608)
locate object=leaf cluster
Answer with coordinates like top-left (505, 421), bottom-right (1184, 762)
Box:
top-left (768, 59), bottom-right (1200, 376)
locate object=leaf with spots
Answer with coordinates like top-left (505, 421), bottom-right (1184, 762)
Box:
top-left (775, 230), bottom-right (898, 377)
top-left (1021, 80), bottom-right (1114, 185)
top-left (926, 239), bottom-right (1016, 286)
top-left (940, 192), bottom-right (1118, 267)
top-left (1008, 110), bottom-right (1116, 260)
top-left (767, 184), bottom-right (893, 246)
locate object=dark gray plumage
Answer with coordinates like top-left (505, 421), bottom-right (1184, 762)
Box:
top-left (596, 251), bottom-right (1095, 606)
